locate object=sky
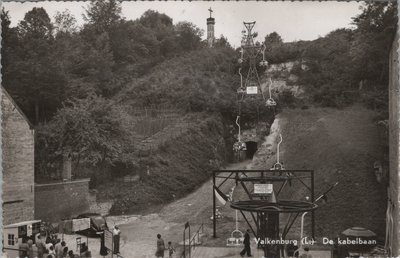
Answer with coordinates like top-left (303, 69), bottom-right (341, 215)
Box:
top-left (3, 1), bottom-right (363, 47)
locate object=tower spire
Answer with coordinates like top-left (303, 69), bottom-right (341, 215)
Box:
top-left (206, 8), bottom-right (215, 47)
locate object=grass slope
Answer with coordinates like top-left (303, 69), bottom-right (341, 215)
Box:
top-left (276, 105), bottom-right (386, 240)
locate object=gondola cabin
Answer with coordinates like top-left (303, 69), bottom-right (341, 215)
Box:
top-left (2, 220), bottom-right (41, 258)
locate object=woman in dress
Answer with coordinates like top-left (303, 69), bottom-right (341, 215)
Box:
top-left (155, 234), bottom-right (165, 258)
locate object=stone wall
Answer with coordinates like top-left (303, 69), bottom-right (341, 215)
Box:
top-left (1, 88), bottom-right (35, 225)
top-left (388, 30), bottom-right (400, 256)
top-left (34, 179), bottom-right (90, 222)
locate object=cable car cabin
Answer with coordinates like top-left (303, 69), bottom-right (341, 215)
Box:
top-left (266, 98), bottom-right (277, 107)
top-left (237, 87), bottom-right (246, 94)
top-left (233, 141), bottom-right (247, 151)
top-left (3, 220), bottom-right (41, 258)
top-left (226, 230), bottom-right (244, 247)
top-left (259, 60), bottom-right (268, 67)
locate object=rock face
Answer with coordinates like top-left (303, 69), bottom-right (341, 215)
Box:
top-left (261, 61), bottom-right (306, 99)
top-left (1, 87), bottom-right (35, 225)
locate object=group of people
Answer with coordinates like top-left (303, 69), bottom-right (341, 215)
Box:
top-left (155, 234), bottom-right (175, 258)
top-left (17, 234), bottom-right (92, 258)
top-left (18, 235), bottom-right (70, 258)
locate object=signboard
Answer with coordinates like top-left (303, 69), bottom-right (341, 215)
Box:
top-left (72, 218), bottom-right (91, 232)
top-left (246, 86), bottom-right (258, 95)
top-left (104, 229), bottom-right (113, 251)
top-left (27, 225), bottom-right (32, 236)
top-left (254, 184), bottom-right (273, 195)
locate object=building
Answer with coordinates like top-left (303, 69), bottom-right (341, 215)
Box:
top-left (207, 8), bottom-right (215, 47)
top-left (387, 27), bottom-right (399, 256)
top-left (1, 87), bottom-right (35, 225)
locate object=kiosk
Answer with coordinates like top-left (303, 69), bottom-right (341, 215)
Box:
top-left (3, 220), bottom-right (41, 258)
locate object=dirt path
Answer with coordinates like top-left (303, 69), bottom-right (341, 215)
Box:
top-left (113, 160), bottom-right (252, 258)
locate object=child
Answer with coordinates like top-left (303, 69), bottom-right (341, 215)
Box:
top-left (167, 241), bottom-right (175, 258)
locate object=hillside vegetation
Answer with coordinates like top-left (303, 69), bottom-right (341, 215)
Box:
top-left (1, 1), bottom-right (396, 214)
top-left (116, 47), bottom-right (238, 113)
top-left (265, 3), bottom-right (396, 111)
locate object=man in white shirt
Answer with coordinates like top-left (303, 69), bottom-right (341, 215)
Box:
top-left (113, 226), bottom-right (121, 254)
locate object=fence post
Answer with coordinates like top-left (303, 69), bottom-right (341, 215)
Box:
top-left (189, 225), bottom-right (191, 258)
top-left (183, 227), bottom-right (186, 258)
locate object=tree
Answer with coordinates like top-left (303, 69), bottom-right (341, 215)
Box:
top-left (18, 7), bottom-right (53, 40)
top-left (3, 7), bottom-right (66, 124)
top-left (139, 10), bottom-right (176, 56)
top-left (83, 0), bottom-right (122, 33)
top-left (214, 34), bottom-right (231, 48)
top-left (264, 32), bottom-right (283, 47)
top-left (1, 8), bottom-right (11, 37)
top-left (1, 8), bottom-right (19, 74)
top-left (139, 10), bottom-right (173, 31)
top-left (175, 21), bottom-right (204, 51)
top-left (54, 10), bottom-right (78, 35)
top-left (36, 95), bottom-right (129, 174)
top-left (350, 2), bottom-right (397, 86)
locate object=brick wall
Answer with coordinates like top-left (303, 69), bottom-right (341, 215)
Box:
top-left (1, 88), bottom-right (35, 225)
top-left (388, 30), bottom-right (400, 256)
top-left (34, 179), bottom-right (90, 222)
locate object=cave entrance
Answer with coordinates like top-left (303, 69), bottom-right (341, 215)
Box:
top-left (245, 141), bottom-right (258, 159)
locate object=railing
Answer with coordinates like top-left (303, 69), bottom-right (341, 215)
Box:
top-left (3, 247), bottom-right (32, 257)
top-left (189, 223), bottom-right (204, 253)
top-left (181, 223), bottom-right (204, 258)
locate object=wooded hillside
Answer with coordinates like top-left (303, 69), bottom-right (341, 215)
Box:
top-left (1, 0), bottom-right (396, 214)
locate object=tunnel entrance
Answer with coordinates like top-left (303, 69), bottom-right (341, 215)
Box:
top-left (245, 141), bottom-right (258, 159)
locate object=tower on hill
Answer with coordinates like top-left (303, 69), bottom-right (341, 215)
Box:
top-left (207, 7), bottom-right (215, 47)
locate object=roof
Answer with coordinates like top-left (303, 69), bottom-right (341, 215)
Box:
top-left (4, 220), bottom-right (41, 228)
top-left (1, 86), bottom-right (34, 129)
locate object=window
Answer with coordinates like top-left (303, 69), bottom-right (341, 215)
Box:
top-left (8, 234), bottom-right (15, 246)
top-left (18, 225), bottom-right (27, 238)
top-left (32, 222), bottom-right (41, 235)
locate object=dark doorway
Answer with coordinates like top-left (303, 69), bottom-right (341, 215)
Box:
top-left (245, 141), bottom-right (258, 159)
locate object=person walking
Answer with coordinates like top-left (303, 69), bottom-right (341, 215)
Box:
top-left (36, 235), bottom-right (47, 258)
top-left (113, 226), bottom-right (121, 254)
top-left (27, 238), bottom-right (34, 258)
top-left (240, 229), bottom-right (252, 257)
top-left (18, 237), bottom-right (29, 258)
top-left (167, 242), bottom-right (175, 258)
top-left (155, 234), bottom-right (165, 258)
top-left (62, 247), bottom-right (69, 258)
top-left (54, 240), bottom-right (64, 258)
